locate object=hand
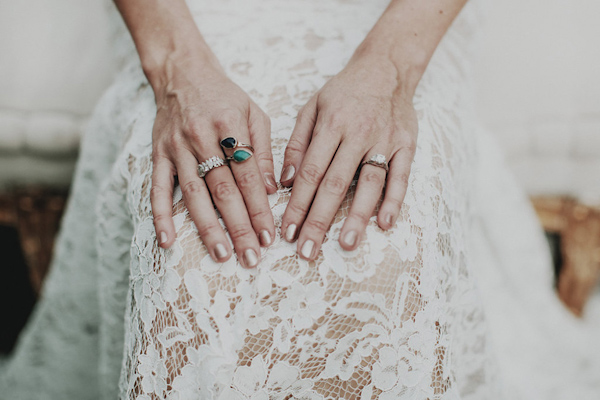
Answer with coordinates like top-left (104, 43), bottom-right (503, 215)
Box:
top-left (150, 54), bottom-right (277, 268)
top-left (279, 54), bottom-right (418, 260)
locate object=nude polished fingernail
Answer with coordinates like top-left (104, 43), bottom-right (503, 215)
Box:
top-left (244, 249), bottom-right (259, 268)
top-left (281, 165), bottom-right (295, 182)
top-left (264, 173), bottom-right (277, 189)
top-left (259, 230), bottom-right (272, 246)
top-left (385, 214), bottom-right (393, 226)
top-left (343, 231), bottom-right (357, 247)
top-left (285, 224), bottom-right (297, 242)
top-left (160, 232), bottom-right (168, 244)
top-left (301, 240), bottom-right (315, 259)
top-left (215, 243), bottom-right (228, 260)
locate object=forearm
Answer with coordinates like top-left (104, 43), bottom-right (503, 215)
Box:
top-left (113, 0), bottom-right (222, 90)
top-left (353, 0), bottom-right (469, 96)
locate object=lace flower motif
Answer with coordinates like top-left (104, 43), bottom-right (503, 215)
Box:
top-left (137, 344), bottom-right (168, 397)
top-left (277, 281), bottom-right (327, 331)
top-left (371, 344), bottom-right (434, 398)
top-left (230, 356), bottom-right (269, 400)
top-left (132, 217), bottom-right (182, 332)
top-left (171, 346), bottom-right (216, 400)
top-left (320, 222), bottom-right (389, 283)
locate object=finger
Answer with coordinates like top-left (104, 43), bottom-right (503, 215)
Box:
top-left (248, 101), bottom-right (277, 194)
top-left (377, 145), bottom-right (416, 229)
top-left (151, 153), bottom-right (177, 249)
top-left (295, 140), bottom-right (364, 260)
top-left (215, 112), bottom-right (276, 248)
top-left (203, 161), bottom-right (262, 268)
top-left (280, 123), bottom-right (340, 244)
top-left (175, 151), bottom-right (233, 263)
top-left (339, 150), bottom-right (389, 251)
top-left (280, 96), bottom-right (318, 187)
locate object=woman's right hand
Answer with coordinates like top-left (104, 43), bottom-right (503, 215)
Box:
top-left (149, 52), bottom-right (277, 268)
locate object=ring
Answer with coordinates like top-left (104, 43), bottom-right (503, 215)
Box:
top-left (220, 136), bottom-right (254, 163)
top-left (197, 156), bottom-right (228, 178)
top-left (361, 153), bottom-right (389, 172)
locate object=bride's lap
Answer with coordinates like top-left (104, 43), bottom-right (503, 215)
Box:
top-left (87, 58), bottom-right (498, 398)
top-left (111, 104), bottom-right (486, 399)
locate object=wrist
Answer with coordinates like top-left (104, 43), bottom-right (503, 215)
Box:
top-left (349, 36), bottom-right (426, 99)
top-left (142, 40), bottom-right (224, 92)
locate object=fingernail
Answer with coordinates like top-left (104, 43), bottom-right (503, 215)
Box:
top-left (343, 230), bottom-right (357, 247)
top-left (281, 165), bottom-right (296, 182)
top-left (385, 214), bottom-right (393, 226)
top-left (285, 224), bottom-right (297, 242)
top-left (160, 231), bottom-right (168, 244)
top-left (259, 230), bottom-right (272, 246)
top-left (300, 240), bottom-right (315, 259)
top-left (264, 173), bottom-right (277, 189)
top-left (215, 243), bottom-right (228, 260)
top-left (244, 248), bottom-right (259, 268)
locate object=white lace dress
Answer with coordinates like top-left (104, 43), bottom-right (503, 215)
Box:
top-left (2, 0), bottom-right (600, 399)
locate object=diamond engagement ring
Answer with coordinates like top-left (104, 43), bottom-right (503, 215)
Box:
top-left (361, 153), bottom-right (389, 172)
top-left (197, 156), bottom-right (228, 178)
top-left (220, 136), bottom-right (255, 163)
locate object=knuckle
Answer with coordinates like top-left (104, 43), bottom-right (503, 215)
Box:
top-left (249, 207), bottom-right (272, 222)
top-left (227, 223), bottom-right (254, 241)
top-left (324, 110), bottom-right (344, 130)
top-left (235, 170), bottom-right (261, 189)
top-left (167, 134), bottom-right (182, 151)
top-left (212, 181), bottom-right (238, 202)
top-left (254, 151), bottom-right (273, 164)
top-left (261, 112), bottom-right (271, 127)
top-left (188, 119), bottom-right (207, 135)
top-left (298, 163), bottom-right (324, 186)
top-left (152, 212), bottom-right (171, 225)
top-left (361, 171), bottom-right (385, 186)
top-left (304, 217), bottom-right (330, 233)
top-left (321, 175), bottom-right (348, 197)
top-left (350, 210), bottom-right (371, 225)
top-left (212, 109), bottom-right (241, 132)
top-left (385, 196), bottom-right (404, 210)
top-left (197, 221), bottom-right (221, 239)
top-left (151, 150), bottom-right (168, 164)
top-left (181, 180), bottom-right (205, 198)
top-left (375, 128), bottom-right (395, 144)
top-left (391, 172), bottom-right (410, 186)
top-left (284, 138), bottom-right (305, 159)
top-left (150, 184), bottom-right (169, 200)
top-left (399, 138), bottom-right (417, 153)
top-left (356, 115), bottom-right (377, 134)
top-left (287, 201), bottom-right (309, 217)
top-left (296, 105), bottom-right (315, 125)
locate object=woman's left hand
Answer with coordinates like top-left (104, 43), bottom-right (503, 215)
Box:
top-left (279, 52), bottom-right (419, 260)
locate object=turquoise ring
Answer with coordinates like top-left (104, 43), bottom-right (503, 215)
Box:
top-left (220, 136), bottom-right (255, 163)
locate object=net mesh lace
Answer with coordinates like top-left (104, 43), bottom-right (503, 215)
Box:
top-left (10, 0), bottom-right (599, 399)
top-left (97, 1), bottom-right (501, 398)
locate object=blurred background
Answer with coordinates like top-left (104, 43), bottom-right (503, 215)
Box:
top-left (0, 0), bottom-right (599, 354)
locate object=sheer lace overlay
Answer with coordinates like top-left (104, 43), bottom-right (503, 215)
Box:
top-left (103, 1), bottom-right (501, 398)
top-left (7, 0), bottom-right (598, 399)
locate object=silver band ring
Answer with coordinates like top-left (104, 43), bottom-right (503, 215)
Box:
top-left (361, 153), bottom-right (389, 172)
top-left (197, 156), bottom-right (228, 178)
top-left (220, 136), bottom-right (254, 163)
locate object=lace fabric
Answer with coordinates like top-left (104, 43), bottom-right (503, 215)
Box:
top-left (2, 0), bottom-right (599, 399)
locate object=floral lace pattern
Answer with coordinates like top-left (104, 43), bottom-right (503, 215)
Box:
top-left (4, 0), bottom-right (599, 399)
top-left (108, 1), bottom-right (502, 398)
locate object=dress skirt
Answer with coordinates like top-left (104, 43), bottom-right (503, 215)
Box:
top-left (2, 0), bottom-right (599, 399)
